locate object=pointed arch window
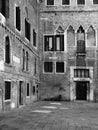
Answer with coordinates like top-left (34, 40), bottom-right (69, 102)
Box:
top-left (87, 26), bottom-right (96, 47)
top-left (77, 26), bottom-right (85, 53)
top-left (67, 26), bottom-right (75, 46)
top-left (5, 36), bottom-right (10, 64)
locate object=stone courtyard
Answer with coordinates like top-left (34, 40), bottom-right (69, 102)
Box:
top-left (0, 101), bottom-right (98, 130)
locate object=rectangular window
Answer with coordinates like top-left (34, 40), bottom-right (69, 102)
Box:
top-left (33, 86), bottom-right (36, 95)
top-left (34, 58), bottom-right (37, 74)
top-left (44, 62), bottom-right (53, 73)
top-left (44, 35), bottom-right (54, 51)
top-left (16, 6), bottom-right (21, 31)
top-left (0, 0), bottom-right (9, 18)
top-left (62, 0), bottom-right (70, 5)
top-left (5, 36), bottom-right (10, 64)
top-left (77, 0), bottom-right (85, 5)
top-left (47, 0), bottom-right (54, 5)
top-left (56, 62), bottom-right (64, 73)
top-left (55, 35), bottom-right (64, 51)
top-left (74, 69), bottom-right (89, 78)
top-left (93, 0), bottom-right (98, 4)
top-left (27, 83), bottom-right (29, 96)
top-left (5, 81), bottom-right (11, 100)
top-left (26, 51), bottom-right (28, 71)
top-left (25, 19), bottom-right (30, 41)
top-left (33, 29), bottom-right (37, 47)
top-left (23, 49), bottom-right (25, 71)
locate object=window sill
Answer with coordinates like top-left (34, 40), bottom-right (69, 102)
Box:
top-left (4, 99), bottom-right (11, 102)
top-left (4, 63), bottom-right (13, 67)
top-left (22, 70), bottom-right (30, 74)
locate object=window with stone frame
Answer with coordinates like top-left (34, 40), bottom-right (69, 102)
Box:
top-left (34, 58), bottom-right (37, 75)
top-left (5, 81), bottom-right (11, 100)
top-left (55, 35), bottom-right (64, 51)
top-left (5, 36), bottom-right (10, 64)
top-left (93, 0), bottom-right (98, 4)
top-left (33, 29), bottom-right (37, 47)
top-left (16, 6), bottom-right (21, 31)
top-left (56, 62), bottom-right (64, 73)
top-left (0, 0), bottom-right (9, 18)
top-left (67, 26), bottom-right (75, 46)
top-left (62, 0), bottom-right (70, 5)
top-left (87, 26), bottom-right (96, 46)
top-left (25, 19), bottom-right (30, 41)
top-left (77, 0), bottom-right (85, 5)
top-left (47, 0), bottom-right (54, 5)
top-left (44, 35), bottom-right (54, 51)
top-left (27, 83), bottom-right (30, 96)
top-left (44, 62), bottom-right (53, 73)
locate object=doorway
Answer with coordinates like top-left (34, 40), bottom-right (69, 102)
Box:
top-left (76, 81), bottom-right (88, 100)
top-left (19, 81), bottom-right (24, 105)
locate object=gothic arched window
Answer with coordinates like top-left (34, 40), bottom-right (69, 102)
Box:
top-left (87, 26), bottom-right (96, 46)
top-left (67, 26), bottom-right (75, 46)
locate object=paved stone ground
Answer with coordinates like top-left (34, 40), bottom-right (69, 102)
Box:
top-left (0, 101), bottom-right (98, 130)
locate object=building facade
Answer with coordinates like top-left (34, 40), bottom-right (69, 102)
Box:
top-left (39, 0), bottom-right (98, 101)
top-left (0, 0), bottom-right (40, 111)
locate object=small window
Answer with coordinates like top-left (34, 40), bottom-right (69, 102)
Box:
top-left (27, 83), bottom-right (29, 96)
top-left (56, 62), bottom-right (64, 73)
top-left (47, 0), bottom-right (54, 5)
top-left (26, 51), bottom-right (28, 71)
top-left (77, 0), bottom-right (85, 5)
top-left (25, 19), bottom-right (30, 41)
top-left (33, 86), bottom-right (36, 95)
top-left (33, 29), bottom-right (37, 47)
top-left (93, 0), bottom-right (98, 4)
top-left (62, 0), bottom-right (70, 5)
top-left (55, 35), bottom-right (64, 51)
top-left (44, 35), bottom-right (54, 51)
top-left (5, 36), bottom-right (10, 64)
top-left (34, 58), bottom-right (37, 74)
top-left (16, 6), bottom-right (21, 31)
top-left (23, 49), bottom-right (25, 70)
top-left (5, 81), bottom-right (11, 100)
top-left (44, 62), bottom-right (53, 73)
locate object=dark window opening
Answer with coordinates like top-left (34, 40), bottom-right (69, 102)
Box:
top-left (26, 51), bottom-right (28, 71)
top-left (27, 83), bottom-right (29, 96)
top-left (5, 81), bottom-right (11, 100)
top-left (93, 0), bottom-right (98, 4)
top-left (74, 69), bottom-right (89, 78)
top-left (47, 0), bottom-right (54, 5)
top-left (34, 58), bottom-right (37, 74)
top-left (16, 6), bottom-right (21, 31)
top-left (33, 29), bottom-right (37, 47)
top-left (25, 19), bottom-right (30, 41)
top-left (55, 35), bottom-right (64, 51)
top-left (0, 0), bottom-right (9, 18)
top-left (56, 62), bottom-right (64, 73)
top-left (44, 62), bottom-right (53, 73)
top-left (62, 0), bottom-right (70, 5)
top-left (44, 35), bottom-right (54, 51)
top-left (5, 36), bottom-right (10, 64)
top-left (23, 49), bottom-right (25, 71)
top-left (77, 0), bottom-right (85, 5)
top-left (33, 86), bottom-right (36, 95)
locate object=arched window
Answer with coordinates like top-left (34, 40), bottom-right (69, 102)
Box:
top-left (5, 36), bottom-right (10, 64)
top-left (67, 26), bottom-right (75, 46)
top-left (87, 26), bottom-right (96, 46)
top-left (77, 26), bottom-right (85, 53)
